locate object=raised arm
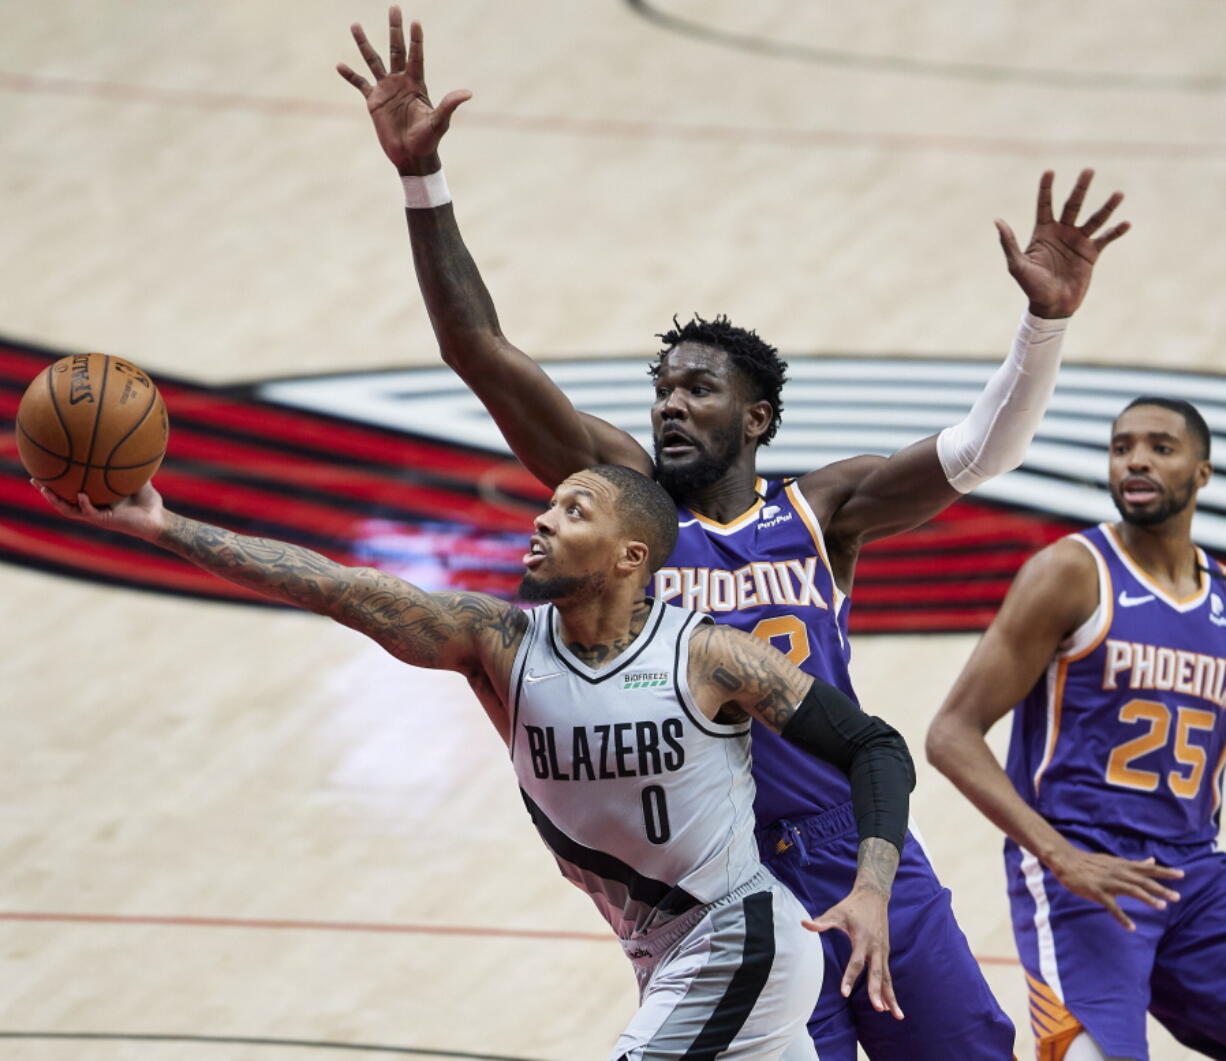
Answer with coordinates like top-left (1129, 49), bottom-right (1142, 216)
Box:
top-left (925, 539), bottom-right (1184, 930)
top-left (688, 621), bottom-right (915, 1017)
top-left (337, 8), bottom-right (649, 488)
top-left (810, 170), bottom-right (1131, 585)
top-left (35, 483), bottom-right (526, 734)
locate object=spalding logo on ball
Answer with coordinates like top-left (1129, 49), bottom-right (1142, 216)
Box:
top-left (16, 352), bottom-right (169, 505)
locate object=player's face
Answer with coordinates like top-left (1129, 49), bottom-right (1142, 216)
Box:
top-left (650, 344), bottom-right (747, 498)
top-left (519, 472), bottom-right (621, 601)
top-left (1108, 405), bottom-right (1210, 526)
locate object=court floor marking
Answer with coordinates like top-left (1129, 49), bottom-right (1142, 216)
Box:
top-left (0, 909), bottom-right (1021, 965)
top-left (0, 70), bottom-right (1219, 160)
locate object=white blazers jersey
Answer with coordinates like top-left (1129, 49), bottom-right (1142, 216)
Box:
top-left (508, 597), bottom-right (762, 940)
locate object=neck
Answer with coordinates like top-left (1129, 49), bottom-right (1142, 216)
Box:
top-left (678, 462), bottom-right (761, 523)
top-left (556, 594), bottom-right (653, 668)
top-left (1114, 515), bottom-right (1199, 583)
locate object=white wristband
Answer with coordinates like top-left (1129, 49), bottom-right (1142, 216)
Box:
top-left (402, 169), bottom-right (451, 210)
top-left (936, 309), bottom-right (1067, 493)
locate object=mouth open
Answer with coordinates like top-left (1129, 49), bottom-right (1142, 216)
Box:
top-left (523, 536), bottom-right (548, 569)
top-left (1122, 477), bottom-right (1160, 505)
top-left (659, 429), bottom-right (698, 458)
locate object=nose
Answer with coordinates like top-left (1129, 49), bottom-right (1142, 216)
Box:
top-left (534, 509), bottom-right (555, 535)
top-left (660, 390), bottom-right (687, 419)
top-left (1125, 447), bottom-right (1151, 471)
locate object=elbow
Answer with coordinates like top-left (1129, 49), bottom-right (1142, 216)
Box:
top-left (925, 711), bottom-right (965, 778)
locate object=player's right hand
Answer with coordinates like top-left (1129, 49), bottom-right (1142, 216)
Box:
top-left (337, 6), bottom-right (472, 174)
top-left (31, 480), bottom-right (166, 541)
top-left (1048, 845), bottom-right (1184, 931)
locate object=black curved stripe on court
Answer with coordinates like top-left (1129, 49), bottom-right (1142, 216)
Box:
top-left (0, 333), bottom-right (1087, 631)
top-left (622, 0), bottom-right (1226, 94)
top-left (0, 1032), bottom-right (543, 1059)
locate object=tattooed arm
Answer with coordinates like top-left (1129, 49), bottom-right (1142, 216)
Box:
top-left (33, 483), bottom-right (527, 725)
top-left (688, 621), bottom-right (914, 1018)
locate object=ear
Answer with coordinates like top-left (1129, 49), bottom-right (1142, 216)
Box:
top-left (1196, 459), bottom-right (1213, 490)
top-left (743, 399), bottom-right (773, 444)
top-left (617, 539), bottom-right (650, 577)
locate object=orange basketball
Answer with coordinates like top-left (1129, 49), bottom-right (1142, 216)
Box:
top-left (16, 352), bottom-right (169, 505)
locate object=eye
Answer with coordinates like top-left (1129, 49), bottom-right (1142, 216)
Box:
top-left (1155, 444), bottom-right (1173, 455)
top-left (568, 504), bottom-right (583, 517)
top-left (654, 386), bottom-right (669, 400)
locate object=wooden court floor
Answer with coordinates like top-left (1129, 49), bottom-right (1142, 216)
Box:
top-left (2, 2), bottom-right (1224, 1057)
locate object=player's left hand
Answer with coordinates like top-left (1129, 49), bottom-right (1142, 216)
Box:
top-left (804, 885), bottom-right (904, 1020)
top-left (997, 169), bottom-right (1130, 319)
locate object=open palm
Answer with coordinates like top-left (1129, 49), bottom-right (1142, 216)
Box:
top-left (998, 169), bottom-right (1130, 319)
top-left (337, 7), bottom-right (471, 174)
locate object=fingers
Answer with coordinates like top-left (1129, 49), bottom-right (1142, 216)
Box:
top-left (1100, 894), bottom-right (1136, 932)
top-left (30, 480), bottom-right (81, 518)
top-left (869, 950), bottom-right (904, 1020)
top-left (435, 89), bottom-right (473, 128)
top-left (841, 944), bottom-right (867, 999)
top-left (995, 218), bottom-right (1022, 270)
top-left (336, 62), bottom-right (372, 97)
top-left (1034, 169), bottom-right (1055, 226)
top-left (1093, 220), bottom-right (1131, 251)
top-left (407, 17), bottom-right (425, 83)
top-left (1058, 167), bottom-right (1094, 227)
top-left (1078, 190), bottom-right (1123, 237)
top-left (390, 7), bottom-right (408, 76)
top-left (350, 21), bottom-right (388, 80)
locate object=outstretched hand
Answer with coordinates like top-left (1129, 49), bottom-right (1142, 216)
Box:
top-left (1049, 846), bottom-right (1183, 932)
top-left (31, 480), bottom-right (166, 542)
top-left (337, 6), bottom-right (471, 175)
top-left (997, 169), bottom-right (1130, 319)
top-left (804, 886), bottom-right (904, 1021)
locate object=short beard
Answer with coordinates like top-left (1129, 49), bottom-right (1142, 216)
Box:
top-left (1110, 479), bottom-right (1196, 526)
top-left (517, 571), bottom-right (606, 602)
top-left (652, 424), bottom-right (741, 501)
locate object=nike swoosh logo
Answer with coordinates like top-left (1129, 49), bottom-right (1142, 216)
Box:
top-left (1118, 591), bottom-right (1156, 607)
top-left (525, 671), bottom-right (562, 684)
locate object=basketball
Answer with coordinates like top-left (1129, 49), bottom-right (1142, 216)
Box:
top-left (16, 352), bottom-right (169, 506)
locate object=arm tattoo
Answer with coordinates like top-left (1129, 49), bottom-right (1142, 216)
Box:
top-left (855, 837), bottom-right (901, 898)
top-left (694, 624), bottom-right (807, 730)
top-left (157, 512), bottom-right (526, 668)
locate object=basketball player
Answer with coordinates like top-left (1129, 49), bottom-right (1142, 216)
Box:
top-left (928, 398), bottom-right (1226, 1061)
top-left (336, 10), bottom-right (1131, 1057)
top-left (36, 464), bottom-right (915, 1059)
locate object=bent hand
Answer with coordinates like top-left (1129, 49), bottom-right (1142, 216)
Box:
top-left (31, 480), bottom-right (166, 541)
top-left (997, 169), bottom-right (1130, 319)
top-left (804, 886), bottom-right (904, 1020)
top-left (1048, 845), bottom-right (1184, 931)
top-left (337, 6), bottom-right (472, 174)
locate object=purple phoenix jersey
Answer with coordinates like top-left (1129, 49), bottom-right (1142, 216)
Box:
top-left (653, 477), bottom-right (1017, 1060)
top-left (652, 477), bottom-right (855, 824)
top-left (1007, 523), bottom-right (1226, 845)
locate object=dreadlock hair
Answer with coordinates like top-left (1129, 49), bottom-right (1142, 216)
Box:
top-left (648, 314), bottom-right (789, 447)
top-left (1119, 396), bottom-right (1212, 460)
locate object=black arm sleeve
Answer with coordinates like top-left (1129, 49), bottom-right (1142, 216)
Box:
top-left (780, 679), bottom-right (916, 853)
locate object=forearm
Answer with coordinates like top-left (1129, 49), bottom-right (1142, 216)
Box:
top-left (926, 715), bottom-right (1071, 867)
top-left (781, 680), bottom-right (916, 853)
top-left (853, 837), bottom-right (901, 898)
top-left (936, 310), bottom-right (1067, 491)
top-left (155, 512), bottom-right (357, 615)
top-left (400, 152), bottom-right (505, 365)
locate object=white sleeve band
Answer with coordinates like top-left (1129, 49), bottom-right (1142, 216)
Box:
top-left (936, 310), bottom-right (1067, 493)
top-left (402, 169), bottom-right (452, 210)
